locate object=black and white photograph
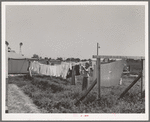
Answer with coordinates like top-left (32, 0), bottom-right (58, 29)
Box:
top-left (2, 1), bottom-right (148, 121)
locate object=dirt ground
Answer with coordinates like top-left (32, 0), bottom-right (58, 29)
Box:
top-left (7, 84), bottom-right (41, 113)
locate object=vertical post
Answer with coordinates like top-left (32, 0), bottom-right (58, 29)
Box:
top-left (97, 58), bottom-right (100, 99)
top-left (142, 59), bottom-right (145, 91)
top-left (97, 43), bottom-right (99, 55)
top-left (141, 59), bottom-right (143, 98)
top-left (97, 43), bottom-right (100, 56)
top-left (72, 66), bottom-right (75, 85)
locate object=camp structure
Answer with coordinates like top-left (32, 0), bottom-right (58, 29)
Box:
top-left (8, 51), bottom-right (31, 74)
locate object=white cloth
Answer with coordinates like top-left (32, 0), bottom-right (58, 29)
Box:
top-left (30, 61), bottom-right (40, 74)
top-left (39, 64), bottom-right (47, 75)
top-left (30, 61), bottom-right (92, 79)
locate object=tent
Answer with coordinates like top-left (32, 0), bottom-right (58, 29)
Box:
top-left (8, 51), bottom-right (31, 74)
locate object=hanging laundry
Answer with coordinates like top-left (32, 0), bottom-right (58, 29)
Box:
top-left (39, 64), bottom-right (47, 75)
top-left (45, 65), bottom-right (51, 76)
top-left (74, 65), bottom-right (80, 76)
top-left (29, 61), bottom-right (88, 79)
top-left (50, 65), bottom-right (57, 77)
top-left (61, 63), bottom-right (70, 79)
top-left (56, 65), bottom-right (62, 77)
top-left (66, 68), bottom-right (72, 78)
top-left (30, 61), bottom-right (40, 74)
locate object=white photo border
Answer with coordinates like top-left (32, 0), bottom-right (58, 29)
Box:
top-left (2, 1), bottom-right (149, 121)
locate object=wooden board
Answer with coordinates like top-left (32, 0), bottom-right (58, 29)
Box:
top-left (93, 55), bottom-right (145, 60)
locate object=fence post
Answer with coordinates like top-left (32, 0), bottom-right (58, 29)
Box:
top-left (72, 66), bottom-right (75, 85)
top-left (97, 58), bottom-right (100, 99)
top-left (141, 59), bottom-right (143, 97)
top-left (142, 59), bottom-right (145, 92)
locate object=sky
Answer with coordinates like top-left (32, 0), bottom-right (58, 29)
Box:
top-left (6, 4), bottom-right (145, 59)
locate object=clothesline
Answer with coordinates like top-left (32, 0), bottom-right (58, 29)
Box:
top-left (29, 61), bottom-right (91, 79)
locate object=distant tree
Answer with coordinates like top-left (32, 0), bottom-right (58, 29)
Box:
top-left (45, 57), bottom-right (48, 60)
top-left (88, 59), bottom-right (91, 61)
top-left (70, 58), bottom-right (75, 61)
top-left (66, 58), bottom-right (71, 61)
top-left (57, 57), bottom-right (63, 61)
top-left (49, 58), bottom-right (51, 60)
top-left (81, 59), bottom-right (87, 61)
top-left (32, 54), bottom-right (39, 59)
top-left (75, 58), bottom-right (80, 62)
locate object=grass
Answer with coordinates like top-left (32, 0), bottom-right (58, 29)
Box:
top-left (8, 84), bottom-right (42, 113)
top-left (8, 74), bottom-right (145, 113)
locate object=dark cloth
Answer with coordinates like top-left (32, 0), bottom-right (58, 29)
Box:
top-left (67, 65), bottom-right (80, 78)
top-left (82, 77), bottom-right (88, 91)
top-left (66, 68), bottom-right (72, 78)
top-left (74, 65), bottom-right (80, 76)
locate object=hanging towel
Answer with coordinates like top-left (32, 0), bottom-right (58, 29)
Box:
top-left (39, 64), bottom-right (47, 75)
top-left (45, 65), bottom-right (51, 76)
top-left (61, 63), bottom-right (70, 79)
top-left (56, 65), bottom-right (61, 77)
top-left (51, 65), bottom-right (57, 76)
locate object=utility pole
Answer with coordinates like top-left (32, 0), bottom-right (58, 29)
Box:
top-left (97, 43), bottom-right (100, 55)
